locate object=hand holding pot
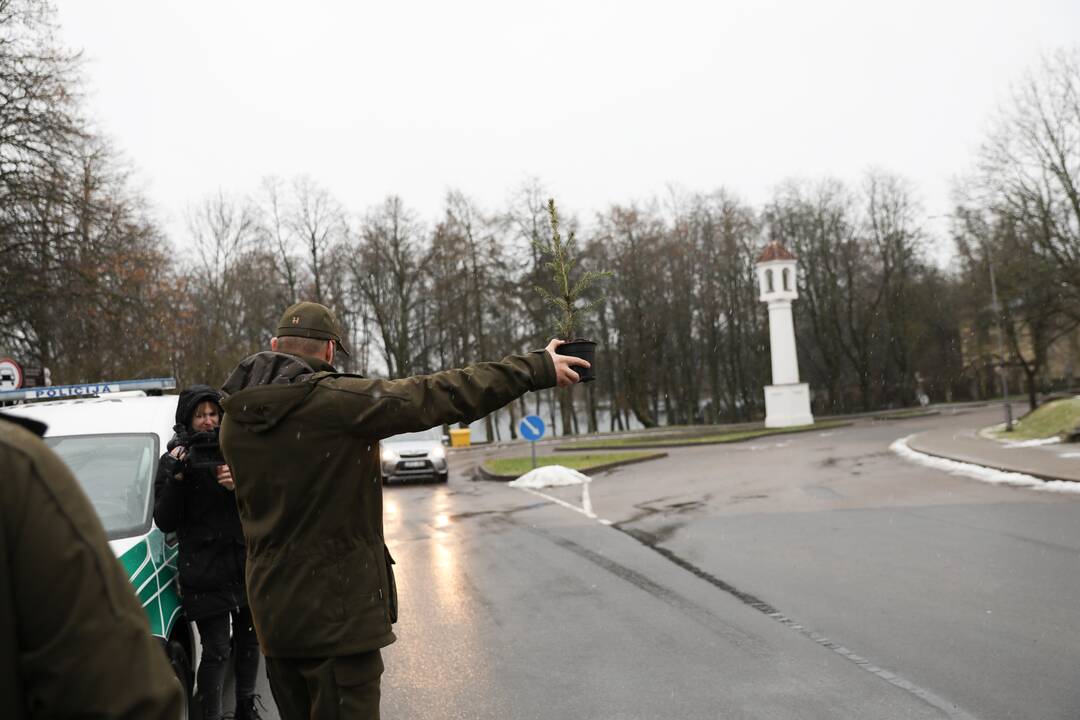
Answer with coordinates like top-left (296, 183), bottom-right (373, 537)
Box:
top-left (546, 338), bottom-right (591, 387)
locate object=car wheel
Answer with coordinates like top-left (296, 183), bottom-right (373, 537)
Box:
top-left (437, 471), bottom-right (448, 483)
top-left (165, 639), bottom-right (194, 719)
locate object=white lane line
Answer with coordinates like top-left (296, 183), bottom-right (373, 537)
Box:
top-left (581, 483), bottom-right (593, 516)
top-left (517, 487), bottom-right (597, 519)
top-left (513, 474), bottom-right (978, 720)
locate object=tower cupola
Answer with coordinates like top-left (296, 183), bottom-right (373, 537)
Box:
top-left (756, 241), bottom-right (798, 302)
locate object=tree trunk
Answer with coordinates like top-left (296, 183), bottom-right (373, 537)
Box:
top-left (586, 383), bottom-right (599, 434)
top-left (559, 386), bottom-right (575, 436)
top-left (508, 401), bottom-right (518, 440)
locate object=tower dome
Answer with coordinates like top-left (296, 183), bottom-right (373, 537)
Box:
top-left (756, 241), bottom-right (798, 302)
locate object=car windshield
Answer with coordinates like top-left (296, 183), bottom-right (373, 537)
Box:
top-left (385, 428), bottom-right (442, 444)
top-left (44, 433), bottom-right (158, 540)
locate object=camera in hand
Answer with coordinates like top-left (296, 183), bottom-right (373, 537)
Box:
top-left (179, 427), bottom-right (225, 470)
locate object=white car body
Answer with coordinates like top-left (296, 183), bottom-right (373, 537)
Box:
top-left (4, 392), bottom-right (199, 710)
top-left (380, 427), bottom-right (449, 483)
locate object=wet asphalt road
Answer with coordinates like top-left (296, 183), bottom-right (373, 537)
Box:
top-left (245, 407), bottom-right (1080, 719)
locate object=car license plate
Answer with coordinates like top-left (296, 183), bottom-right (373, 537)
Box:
top-left (404, 460), bottom-right (426, 468)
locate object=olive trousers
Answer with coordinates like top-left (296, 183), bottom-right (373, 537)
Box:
top-left (265, 650), bottom-right (383, 720)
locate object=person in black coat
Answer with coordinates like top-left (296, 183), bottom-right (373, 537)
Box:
top-left (154, 385), bottom-right (262, 720)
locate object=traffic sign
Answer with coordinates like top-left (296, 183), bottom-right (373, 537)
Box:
top-left (0, 358), bottom-right (22, 391)
top-left (519, 415), bottom-right (545, 441)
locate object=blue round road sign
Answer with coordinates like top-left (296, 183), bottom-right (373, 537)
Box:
top-left (519, 415), bottom-right (545, 441)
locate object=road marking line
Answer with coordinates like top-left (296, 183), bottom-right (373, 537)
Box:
top-left (517, 487), bottom-right (596, 519)
top-left (513, 468), bottom-right (982, 720)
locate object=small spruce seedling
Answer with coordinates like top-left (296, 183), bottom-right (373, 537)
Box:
top-left (533, 198), bottom-right (611, 340)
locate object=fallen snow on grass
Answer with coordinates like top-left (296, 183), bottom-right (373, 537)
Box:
top-left (891, 436), bottom-right (1080, 494)
top-left (508, 465), bottom-right (591, 489)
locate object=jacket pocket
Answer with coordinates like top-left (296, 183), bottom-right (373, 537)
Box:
top-left (336, 542), bottom-right (384, 624)
top-left (246, 548), bottom-right (345, 653)
top-left (383, 545), bottom-right (397, 624)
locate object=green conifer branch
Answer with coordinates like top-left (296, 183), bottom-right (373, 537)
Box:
top-left (532, 198), bottom-right (611, 339)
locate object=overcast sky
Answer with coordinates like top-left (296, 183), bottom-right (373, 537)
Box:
top-left (54, 0), bottom-right (1080, 260)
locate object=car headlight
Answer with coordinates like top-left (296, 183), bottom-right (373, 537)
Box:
top-left (381, 447), bottom-right (399, 463)
top-left (430, 445), bottom-right (445, 461)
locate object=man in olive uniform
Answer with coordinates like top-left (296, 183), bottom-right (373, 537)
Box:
top-left (220, 301), bottom-right (587, 719)
top-left (0, 413), bottom-right (183, 719)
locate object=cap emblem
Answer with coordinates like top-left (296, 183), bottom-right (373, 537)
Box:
top-left (292, 315), bottom-right (301, 325)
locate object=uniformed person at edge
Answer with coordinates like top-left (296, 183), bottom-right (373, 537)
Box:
top-left (0, 412), bottom-right (183, 719)
top-left (219, 301), bottom-right (588, 719)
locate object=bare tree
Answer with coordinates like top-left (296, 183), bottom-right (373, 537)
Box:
top-left (955, 206), bottom-right (1078, 410)
top-left (978, 48), bottom-right (1080, 314)
top-left (176, 191), bottom-right (266, 383)
top-left (863, 170), bottom-right (925, 405)
top-left (256, 175), bottom-right (302, 304)
top-left (351, 196), bottom-right (429, 378)
top-left (289, 175), bottom-right (343, 305)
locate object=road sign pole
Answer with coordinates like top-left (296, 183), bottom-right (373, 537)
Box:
top-left (519, 414), bottom-right (546, 471)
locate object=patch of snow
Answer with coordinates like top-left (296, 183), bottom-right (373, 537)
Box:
top-left (508, 465), bottom-right (592, 489)
top-left (890, 436), bottom-right (1080, 494)
top-left (1002, 437), bottom-right (1062, 448)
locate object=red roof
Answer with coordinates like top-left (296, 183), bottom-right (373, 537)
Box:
top-left (757, 241), bottom-right (796, 263)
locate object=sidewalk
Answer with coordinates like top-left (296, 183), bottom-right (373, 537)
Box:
top-left (907, 426), bottom-right (1080, 483)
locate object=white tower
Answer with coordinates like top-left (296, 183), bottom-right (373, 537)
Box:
top-left (756, 241), bottom-right (814, 428)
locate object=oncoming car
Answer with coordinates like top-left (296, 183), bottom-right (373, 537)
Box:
top-left (5, 391), bottom-right (198, 715)
top-left (380, 427), bottom-right (449, 483)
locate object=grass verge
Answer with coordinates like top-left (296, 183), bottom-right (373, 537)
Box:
top-left (875, 408), bottom-right (939, 420)
top-left (557, 419), bottom-right (850, 451)
top-left (990, 397), bottom-right (1080, 441)
top-left (482, 451), bottom-right (665, 477)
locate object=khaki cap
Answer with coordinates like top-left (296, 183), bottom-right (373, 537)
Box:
top-left (275, 301), bottom-right (351, 357)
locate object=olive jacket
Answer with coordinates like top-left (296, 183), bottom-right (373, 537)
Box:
top-left (219, 349), bottom-right (556, 659)
top-left (0, 414), bottom-right (182, 719)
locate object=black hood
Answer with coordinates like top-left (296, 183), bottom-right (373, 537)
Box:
top-left (0, 411), bottom-right (46, 437)
top-left (175, 384), bottom-right (223, 431)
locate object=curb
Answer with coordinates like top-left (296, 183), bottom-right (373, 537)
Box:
top-left (873, 410), bottom-right (940, 421)
top-left (553, 422), bottom-right (853, 452)
top-left (476, 451), bottom-right (669, 482)
top-left (904, 437), bottom-right (1078, 485)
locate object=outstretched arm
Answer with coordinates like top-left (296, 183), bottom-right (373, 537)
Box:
top-left (326, 343), bottom-right (587, 439)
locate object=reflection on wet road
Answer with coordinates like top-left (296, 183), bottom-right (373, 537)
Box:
top-left (377, 410), bottom-right (1080, 720)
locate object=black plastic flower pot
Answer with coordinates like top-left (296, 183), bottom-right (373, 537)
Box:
top-left (556, 339), bottom-right (597, 383)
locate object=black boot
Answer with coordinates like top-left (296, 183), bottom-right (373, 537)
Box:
top-left (233, 695), bottom-right (265, 720)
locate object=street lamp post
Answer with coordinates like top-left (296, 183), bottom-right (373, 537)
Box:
top-left (986, 245), bottom-right (1014, 432)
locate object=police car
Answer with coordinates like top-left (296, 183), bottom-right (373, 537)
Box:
top-left (3, 379), bottom-right (198, 716)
